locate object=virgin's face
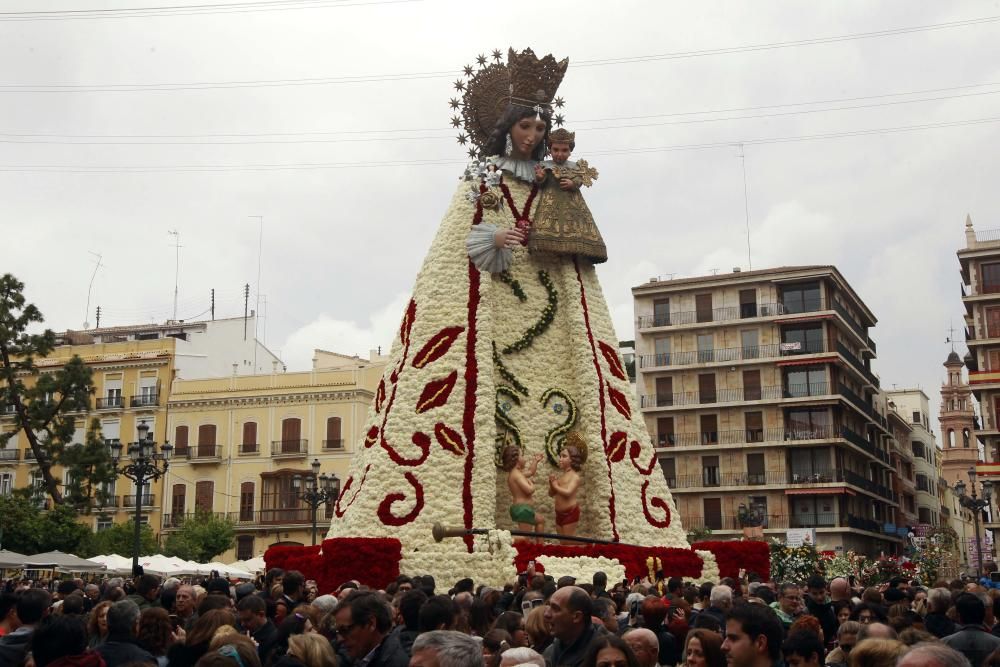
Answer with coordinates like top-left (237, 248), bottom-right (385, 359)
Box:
top-left (509, 116), bottom-right (546, 159)
top-left (686, 636), bottom-right (706, 667)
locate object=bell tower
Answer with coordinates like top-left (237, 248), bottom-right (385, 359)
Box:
top-left (940, 350), bottom-right (980, 485)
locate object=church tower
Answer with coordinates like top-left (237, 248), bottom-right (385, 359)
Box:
top-left (939, 350), bottom-right (980, 486)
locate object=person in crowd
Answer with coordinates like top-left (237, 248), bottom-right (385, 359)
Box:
top-left (640, 597), bottom-right (680, 666)
top-left (87, 600), bottom-right (113, 648)
top-left (848, 604), bottom-right (886, 626)
top-left (167, 608), bottom-right (237, 667)
top-left (525, 605), bottom-right (552, 654)
top-left (825, 620), bottom-right (859, 667)
top-left (332, 590), bottom-right (408, 667)
top-left (280, 633), bottom-right (337, 667)
top-left (274, 572), bottom-right (305, 625)
top-left (857, 623), bottom-right (896, 642)
top-left (804, 576), bottom-right (838, 646)
top-left (236, 594), bottom-right (278, 662)
top-left (28, 614), bottom-right (96, 667)
top-left (395, 589), bottom-right (426, 656)
top-left (832, 601), bottom-right (852, 629)
top-left (845, 638), bottom-right (907, 667)
top-left (409, 630), bottom-right (483, 667)
top-left (542, 586), bottom-right (598, 667)
top-left (701, 585), bottom-right (732, 630)
top-left (899, 641), bottom-right (974, 667)
top-left (581, 634), bottom-right (640, 667)
top-left (622, 628), bottom-right (659, 667)
top-left (138, 607), bottom-right (174, 667)
top-left (0, 592), bottom-right (18, 637)
top-left (174, 585), bottom-right (198, 630)
top-left (721, 604), bottom-right (783, 667)
top-left (84, 584), bottom-right (101, 612)
top-left (924, 588), bottom-right (956, 639)
top-left (499, 646), bottom-right (545, 667)
top-left (127, 575), bottom-right (162, 611)
top-left (771, 584), bottom-right (804, 631)
top-left (418, 595), bottom-right (457, 633)
top-left (782, 630), bottom-right (824, 667)
top-left (682, 628), bottom-right (724, 667)
top-left (941, 592), bottom-right (1000, 667)
top-left (0, 588), bottom-right (52, 667)
top-left (95, 599), bottom-right (156, 667)
top-left (592, 598), bottom-right (619, 634)
top-left (482, 629), bottom-right (512, 667)
top-left (829, 579), bottom-right (851, 604)
top-left (493, 611), bottom-right (528, 649)
top-left (201, 633), bottom-right (262, 667)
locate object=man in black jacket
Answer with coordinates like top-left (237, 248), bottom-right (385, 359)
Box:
top-left (333, 590), bottom-right (409, 667)
top-left (237, 594), bottom-right (278, 662)
top-left (804, 575), bottom-right (838, 646)
top-left (926, 587), bottom-right (958, 639)
top-left (543, 586), bottom-right (599, 667)
top-left (0, 588), bottom-right (51, 667)
top-left (95, 600), bottom-right (156, 667)
top-left (942, 592), bottom-right (1000, 667)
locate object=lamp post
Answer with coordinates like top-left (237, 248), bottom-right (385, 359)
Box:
top-left (295, 458), bottom-right (340, 546)
top-left (108, 420), bottom-right (172, 577)
top-left (954, 465), bottom-right (993, 579)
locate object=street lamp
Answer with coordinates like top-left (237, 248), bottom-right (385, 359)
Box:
top-left (108, 420), bottom-right (172, 576)
top-left (955, 466), bottom-right (993, 578)
top-left (295, 458), bottom-right (340, 546)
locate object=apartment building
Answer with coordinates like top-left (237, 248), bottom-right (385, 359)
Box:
top-left (632, 265), bottom-right (903, 553)
top-left (886, 390), bottom-right (941, 527)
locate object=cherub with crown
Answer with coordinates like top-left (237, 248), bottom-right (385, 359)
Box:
top-left (501, 445), bottom-right (545, 542)
top-left (548, 432), bottom-right (587, 543)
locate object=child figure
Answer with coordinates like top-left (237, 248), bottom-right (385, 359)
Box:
top-left (501, 445), bottom-right (545, 542)
top-left (548, 432), bottom-right (587, 543)
top-left (529, 128), bottom-right (607, 264)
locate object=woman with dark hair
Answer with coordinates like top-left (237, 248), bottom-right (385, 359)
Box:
top-left (581, 634), bottom-right (640, 667)
top-left (683, 629), bottom-right (724, 667)
top-left (849, 603), bottom-right (887, 625)
top-left (167, 609), bottom-right (237, 667)
top-left (493, 611), bottom-right (528, 648)
top-left (482, 629), bottom-right (512, 667)
top-left (833, 600), bottom-right (853, 627)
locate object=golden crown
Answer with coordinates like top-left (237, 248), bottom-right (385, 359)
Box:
top-left (450, 47), bottom-right (568, 158)
top-left (548, 128), bottom-right (575, 145)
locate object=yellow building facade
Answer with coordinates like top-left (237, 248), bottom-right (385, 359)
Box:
top-left (163, 362), bottom-right (385, 562)
top-left (0, 336), bottom-right (177, 531)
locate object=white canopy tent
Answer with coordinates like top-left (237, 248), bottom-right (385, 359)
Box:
top-left (0, 550), bottom-right (27, 569)
top-left (84, 554), bottom-right (255, 579)
top-left (87, 554), bottom-right (133, 575)
top-left (23, 550), bottom-right (106, 573)
top-left (228, 556), bottom-right (265, 574)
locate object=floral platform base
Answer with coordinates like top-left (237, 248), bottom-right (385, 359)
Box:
top-left (264, 534), bottom-right (769, 592)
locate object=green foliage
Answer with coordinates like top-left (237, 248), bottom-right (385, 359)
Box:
top-left (0, 494), bottom-right (90, 554)
top-left (0, 274), bottom-right (115, 508)
top-left (79, 519), bottom-right (158, 558)
top-left (687, 526), bottom-right (713, 543)
top-left (162, 510), bottom-right (236, 562)
top-left (769, 539), bottom-right (823, 583)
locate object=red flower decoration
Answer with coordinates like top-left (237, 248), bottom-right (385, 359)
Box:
top-left (377, 472), bottom-right (425, 526)
top-left (412, 326), bottom-right (465, 369)
top-left (598, 341), bottom-right (627, 381)
top-left (691, 541), bottom-right (770, 581)
top-left (364, 426), bottom-right (379, 448)
top-left (380, 431), bottom-right (430, 467)
top-left (629, 440), bottom-right (657, 476)
top-left (334, 464), bottom-right (370, 518)
top-left (641, 480), bottom-right (672, 528)
top-left (606, 382), bottom-right (631, 420)
top-left (606, 431), bottom-right (628, 463)
top-left (434, 422), bottom-right (465, 455)
top-left (416, 370), bottom-right (459, 414)
top-left (399, 299), bottom-right (417, 348)
top-left (513, 543), bottom-right (703, 581)
top-left (375, 379), bottom-right (386, 413)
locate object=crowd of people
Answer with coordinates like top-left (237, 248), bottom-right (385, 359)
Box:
top-left (5, 564), bottom-right (1000, 667)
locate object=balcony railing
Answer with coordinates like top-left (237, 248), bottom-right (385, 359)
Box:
top-left (838, 384), bottom-right (874, 418)
top-left (0, 448), bottom-right (19, 461)
top-left (681, 514), bottom-right (792, 531)
top-left (322, 439), bottom-right (344, 450)
top-left (830, 299), bottom-right (868, 339)
top-left (239, 443), bottom-right (259, 456)
top-left (639, 341), bottom-right (828, 369)
top-left (122, 494), bottom-right (156, 508)
top-left (162, 511), bottom-right (227, 528)
top-left (271, 440), bottom-right (308, 456)
top-left (130, 393), bottom-right (159, 408)
top-left (95, 396), bottom-right (124, 409)
top-left (669, 471), bottom-right (789, 490)
top-left (0, 404), bottom-right (16, 415)
top-left (641, 383), bottom-right (831, 409)
top-left (683, 513), bottom-right (889, 532)
top-left (232, 508), bottom-right (315, 525)
top-left (186, 445), bottom-right (222, 460)
top-left (843, 469), bottom-right (898, 503)
top-left (836, 342), bottom-right (879, 386)
top-left (637, 302), bottom-right (787, 329)
top-left (656, 426), bottom-right (838, 448)
top-left (975, 228), bottom-right (1000, 243)
top-left (23, 448), bottom-right (48, 462)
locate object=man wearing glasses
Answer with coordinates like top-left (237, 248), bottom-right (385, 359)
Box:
top-left (770, 583), bottom-right (803, 632)
top-left (333, 591), bottom-right (409, 667)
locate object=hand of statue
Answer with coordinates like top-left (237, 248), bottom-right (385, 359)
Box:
top-left (534, 165), bottom-right (546, 182)
top-left (495, 228), bottom-right (526, 249)
top-left (558, 178), bottom-right (576, 191)
top-left (533, 453), bottom-right (543, 463)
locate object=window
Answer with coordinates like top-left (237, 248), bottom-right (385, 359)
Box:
top-left (280, 418), bottom-right (303, 453)
top-left (653, 299), bottom-right (670, 326)
top-left (739, 289), bottom-right (757, 318)
top-left (913, 441), bottom-right (926, 459)
top-left (30, 470), bottom-right (45, 508)
top-left (912, 411), bottom-right (921, 424)
top-left (697, 334), bottom-right (714, 363)
top-left (746, 453), bottom-right (765, 485)
top-left (197, 424), bottom-right (217, 457)
top-left (786, 408), bottom-right (831, 439)
top-left (696, 294), bottom-right (713, 323)
top-left (700, 414), bottom-right (718, 445)
top-left (792, 496), bottom-right (836, 527)
top-left (964, 429), bottom-right (971, 448)
top-left (325, 417), bottom-right (343, 450)
top-left (658, 457), bottom-right (676, 486)
top-left (790, 448), bottom-right (831, 482)
top-left (702, 455), bottom-right (720, 487)
top-left (0, 472), bottom-right (12, 496)
top-left (654, 377), bottom-right (673, 407)
top-left (240, 482), bottom-right (255, 522)
top-left (745, 411), bottom-right (764, 443)
top-left (741, 330), bottom-right (759, 359)
top-left (916, 474), bottom-right (931, 493)
top-left (174, 425), bottom-right (189, 455)
top-left (785, 366), bottom-right (827, 397)
top-left (656, 417), bottom-right (675, 447)
top-left (986, 308), bottom-right (1000, 339)
top-left (948, 429), bottom-right (956, 448)
top-left (96, 516), bottom-right (113, 532)
top-left (703, 498), bottom-right (722, 530)
top-left (171, 484), bottom-right (186, 525)
top-left (983, 262), bottom-right (1000, 294)
top-left (782, 325), bottom-right (824, 354)
top-left (236, 535), bottom-right (254, 561)
top-left (653, 337), bottom-right (670, 365)
top-left (195, 481), bottom-right (214, 512)
top-left (698, 373), bottom-right (716, 404)
top-left (782, 282), bottom-right (822, 313)
top-left (242, 422), bottom-right (258, 454)
top-left (743, 370), bottom-right (761, 401)
top-left (261, 470), bottom-right (311, 523)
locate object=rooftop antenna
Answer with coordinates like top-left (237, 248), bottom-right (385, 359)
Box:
top-left (946, 320), bottom-right (957, 352)
top-left (736, 143), bottom-right (753, 271)
top-left (168, 230), bottom-right (182, 321)
top-left (709, 268), bottom-right (720, 276)
top-left (249, 215), bottom-right (263, 370)
top-left (83, 251), bottom-right (104, 329)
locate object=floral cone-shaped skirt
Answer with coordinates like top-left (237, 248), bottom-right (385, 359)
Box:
top-left (328, 175), bottom-right (689, 581)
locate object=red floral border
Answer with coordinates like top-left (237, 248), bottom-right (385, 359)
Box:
top-left (514, 543), bottom-right (703, 580)
top-left (691, 540), bottom-right (770, 581)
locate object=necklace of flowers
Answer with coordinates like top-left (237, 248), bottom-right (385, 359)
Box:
top-left (499, 178), bottom-right (539, 245)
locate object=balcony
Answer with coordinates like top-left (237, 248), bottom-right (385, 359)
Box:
top-left (322, 439), bottom-right (345, 450)
top-left (130, 393), bottom-right (159, 408)
top-left (1, 404), bottom-right (16, 416)
top-left (830, 299), bottom-right (868, 339)
top-left (638, 341), bottom-right (828, 370)
top-left (0, 448), bottom-right (19, 461)
top-left (162, 511), bottom-right (227, 528)
top-left (840, 427), bottom-right (891, 465)
top-left (637, 302), bottom-right (786, 329)
top-left (836, 342), bottom-right (879, 387)
top-left (838, 384), bottom-right (874, 418)
top-left (94, 495), bottom-right (121, 509)
top-left (23, 448), bottom-right (48, 462)
top-left (641, 383), bottom-right (838, 410)
top-left (846, 514), bottom-right (883, 534)
top-left (122, 494), bottom-right (156, 508)
top-left (186, 445), bottom-right (222, 462)
top-left (271, 440), bottom-right (308, 457)
top-left (238, 443), bottom-right (259, 456)
top-left (669, 471), bottom-right (790, 490)
top-left (843, 469), bottom-right (898, 503)
top-left (95, 396), bottom-right (124, 410)
top-left (656, 425), bottom-right (840, 448)
top-left (681, 514), bottom-right (792, 531)
top-left (232, 508), bottom-right (315, 526)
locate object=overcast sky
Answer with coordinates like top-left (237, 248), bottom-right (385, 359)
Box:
top-left (1, 0), bottom-right (998, 442)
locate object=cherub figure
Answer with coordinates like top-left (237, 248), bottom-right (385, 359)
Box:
top-left (501, 445), bottom-right (545, 541)
top-left (548, 432), bottom-right (587, 543)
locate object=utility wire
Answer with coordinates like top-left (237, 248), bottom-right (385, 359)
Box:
top-left (0, 0), bottom-right (419, 21)
top-left (0, 14), bottom-right (996, 89)
top-left (0, 114), bottom-right (996, 173)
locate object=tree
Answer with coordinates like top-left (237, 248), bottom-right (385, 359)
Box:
top-left (0, 494), bottom-right (90, 554)
top-left (0, 274), bottom-right (116, 508)
top-left (80, 520), bottom-right (158, 558)
top-left (162, 511), bottom-right (236, 562)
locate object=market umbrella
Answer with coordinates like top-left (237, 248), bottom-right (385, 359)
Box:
top-left (0, 550), bottom-right (27, 569)
top-left (87, 554), bottom-right (133, 574)
top-left (23, 550), bottom-right (106, 573)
